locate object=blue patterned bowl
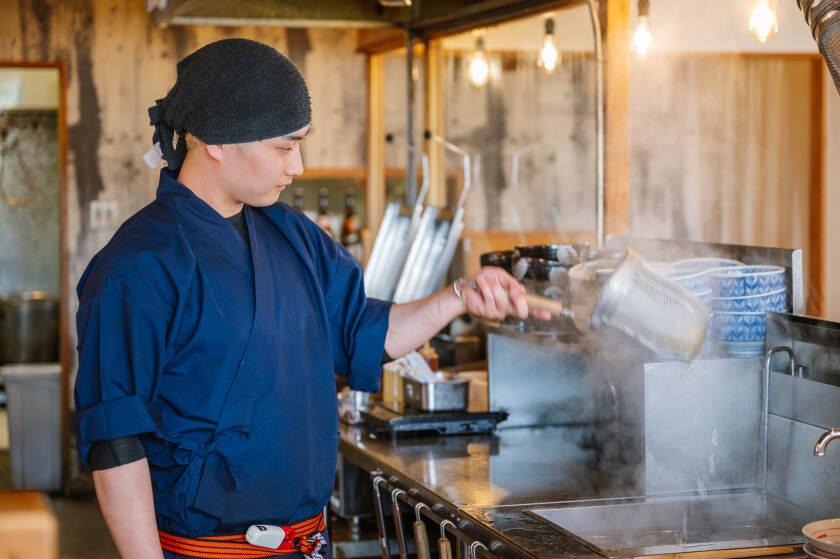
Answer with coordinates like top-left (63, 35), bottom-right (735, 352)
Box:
top-left (710, 288), bottom-right (787, 313)
top-left (673, 258), bottom-right (743, 271)
top-left (710, 266), bottom-right (785, 297)
top-left (661, 268), bottom-right (712, 293)
top-left (712, 311), bottom-right (767, 342)
top-left (662, 259), bottom-right (743, 294)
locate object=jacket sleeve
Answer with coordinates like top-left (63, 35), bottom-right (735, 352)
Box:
top-left (313, 228), bottom-right (392, 392)
top-left (74, 279), bottom-right (172, 464)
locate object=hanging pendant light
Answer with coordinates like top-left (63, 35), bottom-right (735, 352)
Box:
top-left (749, 0), bottom-right (779, 43)
top-left (468, 37), bottom-right (490, 87)
top-left (631, 0), bottom-right (653, 56)
top-left (537, 17), bottom-right (560, 73)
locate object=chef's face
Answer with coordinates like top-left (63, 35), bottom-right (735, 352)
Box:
top-left (220, 124), bottom-right (310, 207)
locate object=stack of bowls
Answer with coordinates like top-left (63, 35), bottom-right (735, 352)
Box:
top-left (709, 265), bottom-right (787, 356)
top-left (802, 519), bottom-right (840, 559)
top-left (661, 258), bottom-right (744, 309)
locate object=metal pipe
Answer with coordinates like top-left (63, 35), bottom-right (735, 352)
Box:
top-left (406, 34), bottom-right (417, 206)
top-left (814, 427), bottom-right (840, 456)
top-left (763, 346), bottom-right (794, 490)
top-left (586, 0), bottom-right (606, 249)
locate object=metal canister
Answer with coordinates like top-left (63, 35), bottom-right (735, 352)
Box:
top-left (0, 291), bottom-right (59, 364)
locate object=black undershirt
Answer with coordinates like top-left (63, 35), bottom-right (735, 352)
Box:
top-left (226, 207), bottom-right (249, 245)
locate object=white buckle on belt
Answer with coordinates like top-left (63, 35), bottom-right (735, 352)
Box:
top-left (245, 524), bottom-right (286, 549)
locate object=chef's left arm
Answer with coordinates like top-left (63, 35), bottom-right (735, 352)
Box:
top-left (384, 266), bottom-right (528, 359)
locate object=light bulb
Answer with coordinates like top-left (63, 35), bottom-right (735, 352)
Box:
top-left (539, 35), bottom-right (559, 73)
top-left (749, 0), bottom-right (778, 43)
top-left (468, 38), bottom-right (490, 87)
top-left (631, 15), bottom-right (653, 56)
top-left (538, 18), bottom-right (560, 73)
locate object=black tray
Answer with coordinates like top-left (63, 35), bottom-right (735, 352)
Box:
top-left (363, 404), bottom-right (508, 438)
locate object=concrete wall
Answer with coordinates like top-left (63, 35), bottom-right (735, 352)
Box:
top-left (0, 0), bottom-right (369, 379)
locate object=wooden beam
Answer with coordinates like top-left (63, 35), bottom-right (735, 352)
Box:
top-left (366, 53), bottom-right (386, 245)
top-left (808, 59), bottom-right (825, 316)
top-left (357, 27), bottom-right (407, 55)
top-left (602, 0), bottom-right (631, 236)
top-left (423, 38), bottom-right (447, 207)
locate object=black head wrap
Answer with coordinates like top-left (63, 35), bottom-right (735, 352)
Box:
top-left (148, 38), bottom-right (312, 171)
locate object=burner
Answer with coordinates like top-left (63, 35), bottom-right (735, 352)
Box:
top-left (362, 403), bottom-right (507, 438)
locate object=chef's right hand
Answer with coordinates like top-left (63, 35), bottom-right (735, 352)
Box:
top-left (457, 267), bottom-right (551, 321)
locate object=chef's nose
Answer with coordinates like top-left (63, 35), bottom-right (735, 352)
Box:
top-left (286, 148), bottom-right (304, 177)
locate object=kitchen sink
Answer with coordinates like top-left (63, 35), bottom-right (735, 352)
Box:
top-left (527, 491), bottom-right (808, 557)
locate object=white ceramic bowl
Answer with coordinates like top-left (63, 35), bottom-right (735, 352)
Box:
top-left (803, 519), bottom-right (840, 558)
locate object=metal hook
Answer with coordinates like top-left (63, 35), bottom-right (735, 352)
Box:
top-left (469, 541), bottom-right (489, 559)
top-left (415, 502), bottom-right (429, 522)
top-left (390, 488), bottom-right (408, 559)
top-left (440, 519), bottom-right (455, 539)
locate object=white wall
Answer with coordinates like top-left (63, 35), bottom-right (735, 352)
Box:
top-left (635, 0), bottom-right (816, 53)
top-left (440, 1), bottom-right (816, 55)
top-left (440, 0), bottom-right (840, 317)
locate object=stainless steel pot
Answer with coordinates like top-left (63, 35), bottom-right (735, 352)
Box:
top-left (0, 291), bottom-right (59, 364)
top-left (403, 372), bottom-right (469, 412)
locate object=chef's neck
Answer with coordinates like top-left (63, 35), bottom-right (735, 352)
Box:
top-left (177, 150), bottom-right (245, 218)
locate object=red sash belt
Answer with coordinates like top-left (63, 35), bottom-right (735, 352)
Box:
top-left (159, 511), bottom-right (326, 559)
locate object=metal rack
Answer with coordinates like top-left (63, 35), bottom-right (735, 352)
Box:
top-left (364, 137), bottom-right (431, 301)
top-left (391, 134), bottom-right (473, 304)
top-left (371, 474), bottom-right (497, 559)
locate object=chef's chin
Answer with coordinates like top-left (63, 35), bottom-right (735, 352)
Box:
top-left (247, 192), bottom-right (283, 208)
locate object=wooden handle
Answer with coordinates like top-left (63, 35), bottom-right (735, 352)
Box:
top-left (414, 521), bottom-right (430, 559)
top-left (438, 537), bottom-right (453, 559)
top-left (524, 294), bottom-right (574, 318)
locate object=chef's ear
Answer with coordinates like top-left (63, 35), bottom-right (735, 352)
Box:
top-left (204, 143), bottom-right (226, 162)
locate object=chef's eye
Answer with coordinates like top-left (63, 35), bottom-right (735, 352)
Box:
top-left (277, 147), bottom-right (293, 153)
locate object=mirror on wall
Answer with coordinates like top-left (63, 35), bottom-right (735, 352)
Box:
top-left (0, 66), bottom-right (62, 368)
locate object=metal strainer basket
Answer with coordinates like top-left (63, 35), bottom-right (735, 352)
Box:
top-left (591, 252), bottom-right (709, 360)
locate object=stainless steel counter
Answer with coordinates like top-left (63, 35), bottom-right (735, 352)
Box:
top-left (339, 423), bottom-right (642, 559)
top-left (339, 423), bottom-right (810, 559)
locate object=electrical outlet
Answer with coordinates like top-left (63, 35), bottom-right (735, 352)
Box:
top-left (90, 200), bottom-right (119, 231)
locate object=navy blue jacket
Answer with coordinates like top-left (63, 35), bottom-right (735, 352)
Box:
top-left (74, 169), bottom-right (391, 537)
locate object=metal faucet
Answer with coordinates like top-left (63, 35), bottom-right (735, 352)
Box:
top-left (814, 428), bottom-right (840, 456)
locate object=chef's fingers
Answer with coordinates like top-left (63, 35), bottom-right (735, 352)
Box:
top-left (462, 283), bottom-right (485, 315)
top-left (475, 275), bottom-right (500, 318)
top-left (492, 269), bottom-right (529, 319)
top-left (485, 274), bottom-right (513, 319)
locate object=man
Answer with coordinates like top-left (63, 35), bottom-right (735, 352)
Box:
top-left (74, 38), bottom-right (529, 559)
